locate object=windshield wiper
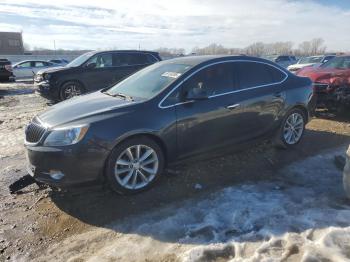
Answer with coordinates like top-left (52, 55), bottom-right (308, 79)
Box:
top-left (104, 91), bottom-right (133, 101)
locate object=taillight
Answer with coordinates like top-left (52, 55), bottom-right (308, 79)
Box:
top-left (4, 64), bottom-right (13, 72)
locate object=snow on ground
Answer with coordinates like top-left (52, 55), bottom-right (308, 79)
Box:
top-left (27, 147), bottom-right (350, 262)
top-left (0, 82), bottom-right (46, 159)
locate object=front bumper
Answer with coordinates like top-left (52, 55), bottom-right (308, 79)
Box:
top-left (313, 83), bottom-right (350, 109)
top-left (25, 143), bottom-right (110, 187)
top-left (34, 80), bottom-right (60, 100)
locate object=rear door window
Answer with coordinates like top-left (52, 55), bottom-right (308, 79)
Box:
top-left (35, 61), bottom-right (45, 67)
top-left (113, 53), bottom-right (149, 67)
top-left (268, 65), bottom-right (286, 82)
top-left (146, 54), bottom-right (157, 63)
top-left (236, 62), bottom-right (283, 90)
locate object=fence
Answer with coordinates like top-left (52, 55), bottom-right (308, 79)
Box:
top-left (0, 54), bottom-right (80, 63)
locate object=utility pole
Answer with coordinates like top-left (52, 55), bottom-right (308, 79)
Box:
top-left (54, 40), bottom-right (56, 55)
top-left (139, 43), bottom-right (140, 51)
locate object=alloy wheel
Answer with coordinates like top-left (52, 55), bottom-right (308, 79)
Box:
top-left (63, 84), bottom-right (82, 99)
top-left (114, 144), bottom-right (159, 190)
top-left (283, 112), bottom-right (304, 145)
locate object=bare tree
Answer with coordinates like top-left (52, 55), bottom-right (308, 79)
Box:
top-left (155, 47), bottom-right (185, 58)
top-left (297, 38), bottom-right (326, 56)
top-left (157, 38), bottom-right (328, 57)
top-left (297, 41), bottom-right (311, 56)
top-left (310, 38), bottom-right (326, 55)
top-left (245, 42), bottom-right (266, 56)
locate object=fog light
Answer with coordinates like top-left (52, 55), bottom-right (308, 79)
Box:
top-left (49, 170), bottom-right (65, 180)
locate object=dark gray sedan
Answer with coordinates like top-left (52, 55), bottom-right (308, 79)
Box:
top-left (24, 55), bottom-right (315, 194)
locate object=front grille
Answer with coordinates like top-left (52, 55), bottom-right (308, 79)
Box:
top-left (25, 118), bottom-right (46, 143)
top-left (313, 82), bottom-right (329, 93)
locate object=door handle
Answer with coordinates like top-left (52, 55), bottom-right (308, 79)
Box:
top-left (226, 103), bottom-right (240, 110)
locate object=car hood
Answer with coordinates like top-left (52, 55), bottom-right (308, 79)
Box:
top-left (296, 67), bottom-right (344, 82)
top-left (288, 63), bottom-right (315, 70)
top-left (38, 91), bottom-right (139, 128)
top-left (36, 66), bottom-right (68, 75)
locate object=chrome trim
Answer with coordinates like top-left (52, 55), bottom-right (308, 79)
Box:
top-left (226, 103), bottom-right (240, 110)
top-left (158, 60), bottom-right (289, 109)
top-left (36, 116), bottom-right (51, 129)
top-left (24, 117), bottom-right (50, 146)
top-left (313, 82), bottom-right (329, 87)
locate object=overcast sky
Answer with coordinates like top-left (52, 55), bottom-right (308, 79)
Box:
top-left (0, 0), bottom-right (349, 52)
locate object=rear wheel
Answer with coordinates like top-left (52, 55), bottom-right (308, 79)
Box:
top-left (60, 81), bottom-right (84, 100)
top-left (106, 137), bottom-right (165, 194)
top-left (274, 108), bottom-right (306, 148)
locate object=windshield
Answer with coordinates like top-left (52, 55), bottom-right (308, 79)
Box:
top-left (66, 52), bottom-right (95, 67)
top-left (105, 62), bottom-right (192, 99)
top-left (320, 56), bottom-right (350, 69)
top-left (298, 56), bottom-right (323, 64)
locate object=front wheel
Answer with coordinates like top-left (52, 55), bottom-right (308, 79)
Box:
top-left (60, 81), bottom-right (84, 100)
top-left (105, 137), bottom-right (165, 194)
top-left (274, 109), bottom-right (306, 148)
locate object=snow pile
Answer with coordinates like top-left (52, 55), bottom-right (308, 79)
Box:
top-left (33, 148), bottom-right (350, 262)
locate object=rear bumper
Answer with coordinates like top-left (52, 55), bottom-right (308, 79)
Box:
top-left (0, 70), bottom-right (14, 79)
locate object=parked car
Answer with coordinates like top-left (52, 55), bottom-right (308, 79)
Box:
top-left (0, 58), bottom-right (14, 82)
top-left (48, 59), bottom-right (69, 66)
top-left (13, 60), bottom-right (56, 80)
top-left (287, 55), bottom-right (335, 73)
top-left (25, 55), bottom-right (314, 194)
top-left (34, 50), bottom-right (162, 101)
top-left (266, 55), bottom-right (297, 68)
top-left (297, 55), bottom-right (350, 112)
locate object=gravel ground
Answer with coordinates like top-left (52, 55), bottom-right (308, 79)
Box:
top-left (0, 82), bottom-right (350, 261)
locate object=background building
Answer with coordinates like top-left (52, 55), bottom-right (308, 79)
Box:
top-left (0, 32), bottom-right (24, 55)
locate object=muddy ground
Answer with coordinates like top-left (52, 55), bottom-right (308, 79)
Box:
top-left (0, 82), bottom-right (350, 261)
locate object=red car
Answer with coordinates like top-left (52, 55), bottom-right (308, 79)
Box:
top-left (297, 55), bottom-right (350, 112)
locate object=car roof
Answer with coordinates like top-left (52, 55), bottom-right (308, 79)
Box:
top-left (158, 55), bottom-right (279, 67)
top-left (16, 60), bottom-right (48, 63)
top-left (90, 50), bottom-right (159, 55)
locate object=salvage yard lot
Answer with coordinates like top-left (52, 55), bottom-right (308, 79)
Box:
top-left (1, 82), bottom-right (350, 261)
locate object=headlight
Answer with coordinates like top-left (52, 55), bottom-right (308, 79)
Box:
top-left (44, 73), bottom-right (51, 80)
top-left (43, 125), bottom-right (89, 146)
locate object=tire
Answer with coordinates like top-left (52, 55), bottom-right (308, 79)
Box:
top-left (105, 137), bottom-right (165, 194)
top-left (274, 108), bottom-right (306, 149)
top-left (60, 81), bottom-right (84, 100)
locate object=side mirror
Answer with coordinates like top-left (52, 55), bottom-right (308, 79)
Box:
top-left (86, 62), bottom-right (96, 69)
top-left (186, 82), bottom-right (209, 100)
